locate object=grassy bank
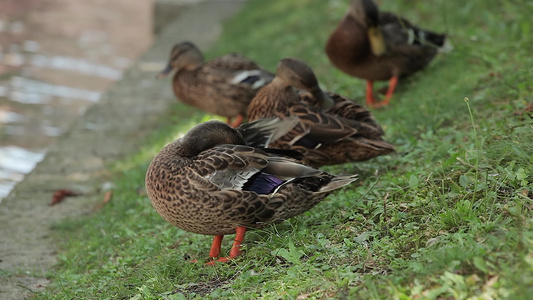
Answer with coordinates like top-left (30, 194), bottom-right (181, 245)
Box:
top-left (41, 0), bottom-right (532, 298)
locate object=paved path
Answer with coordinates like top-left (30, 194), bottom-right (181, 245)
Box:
top-left (0, 1), bottom-right (246, 298)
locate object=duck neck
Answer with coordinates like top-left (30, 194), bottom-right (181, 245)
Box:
top-left (249, 78), bottom-right (299, 120)
top-left (273, 78), bottom-right (300, 107)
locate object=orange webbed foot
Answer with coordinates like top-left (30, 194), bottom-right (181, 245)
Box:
top-left (205, 256), bottom-right (232, 266)
top-left (367, 100), bottom-right (390, 109)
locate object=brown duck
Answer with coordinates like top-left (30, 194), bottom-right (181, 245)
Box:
top-left (247, 57), bottom-right (395, 167)
top-left (158, 41), bottom-right (274, 127)
top-left (145, 118), bottom-right (357, 264)
top-left (325, 0), bottom-right (448, 107)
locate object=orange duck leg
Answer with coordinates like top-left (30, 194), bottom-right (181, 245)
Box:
top-left (365, 80), bottom-right (378, 107)
top-left (365, 76), bottom-right (399, 108)
top-left (382, 76), bottom-right (398, 106)
top-left (226, 115), bottom-right (244, 128)
top-left (208, 235), bottom-right (224, 258)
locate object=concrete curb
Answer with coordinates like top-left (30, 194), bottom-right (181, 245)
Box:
top-left (0, 1), bottom-right (246, 298)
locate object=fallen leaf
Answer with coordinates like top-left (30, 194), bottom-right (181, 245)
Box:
top-left (137, 187), bottom-right (147, 196)
top-left (485, 275), bottom-right (499, 288)
top-left (103, 190), bottom-right (113, 204)
top-left (94, 190), bottom-right (113, 210)
top-left (50, 189), bottom-right (79, 206)
top-left (296, 293), bottom-right (310, 300)
top-left (515, 102), bottom-right (533, 118)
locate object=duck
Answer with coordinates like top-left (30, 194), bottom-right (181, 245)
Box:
top-left (145, 118), bottom-right (357, 264)
top-left (247, 57), bottom-right (395, 167)
top-left (325, 0), bottom-right (448, 108)
top-left (158, 41), bottom-right (274, 127)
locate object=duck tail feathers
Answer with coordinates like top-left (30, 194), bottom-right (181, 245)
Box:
top-left (319, 175), bottom-right (358, 193)
top-left (239, 117), bottom-right (299, 147)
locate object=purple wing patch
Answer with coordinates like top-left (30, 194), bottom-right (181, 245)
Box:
top-left (243, 173), bottom-right (284, 194)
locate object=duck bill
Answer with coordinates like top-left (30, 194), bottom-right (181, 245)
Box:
top-left (157, 63), bottom-right (173, 79)
top-left (368, 26), bottom-right (386, 56)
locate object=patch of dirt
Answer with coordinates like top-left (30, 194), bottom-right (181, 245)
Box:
top-left (171, 277), bottom-right (232, 297)
top-left (0, 1), bottom-right (246, 299)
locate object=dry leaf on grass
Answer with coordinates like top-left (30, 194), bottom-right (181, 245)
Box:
top-left (94, 190), bottom-right (114, 210)
top-left (50, 189), bottom-right (79, 206)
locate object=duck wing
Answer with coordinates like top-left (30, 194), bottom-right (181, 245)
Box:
top-left (380, 12), bottom-right (446, 48)
top-left (289, 104), bottom-right (383, 145)
top-left (207, 53), bottom-right (274, 89)
top-left (210, 53), bottom-right (264, 71)
top-left (195, 144), bottom-right (319, 192)
top-left (300, 91), bottom-right (385, 136)
top-left (195, 145), bottom-right (270, 191)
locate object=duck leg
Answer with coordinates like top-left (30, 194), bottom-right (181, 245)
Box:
top-left (209, 235), bottom-right (224, 258)
top-left (207, 226), bottom-right (247, 265)
top-left (381, 76), bottom-right (398, 106)
top-left (366, 77), bottom-right (398, 108)
top-left (190, 235), bottom-right (224, 263)
top-left (227, 115), bottom-right (244, 128)
top-left (365, 80), bottom-right (380, 108)
top-left (228, 226), bottom-right (246, 259)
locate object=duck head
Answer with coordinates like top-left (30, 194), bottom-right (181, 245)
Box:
top-left (158, 41), bottom-right (205, 78)
top-left (178, 121), bottom-right (246, 157)
top-left (350, 0), bottom-right (386, 56)
top-left (276, 58), bottom-right (334, 108)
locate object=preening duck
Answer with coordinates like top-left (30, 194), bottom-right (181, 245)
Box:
top-left (325, 0), bottom-right (448, 107)
top-left (145, 118), bottom-right (357, 263)
top-left (247, 57), bottom-right (395, 167)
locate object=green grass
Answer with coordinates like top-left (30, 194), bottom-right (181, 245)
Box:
top-left (39, 0), bottom-right (532, 299)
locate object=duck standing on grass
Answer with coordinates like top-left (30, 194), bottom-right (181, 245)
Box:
top-left (247, 57), bottom-right (395, 167)
top-left (158, 41), bottom-right (273, 127)
top-left (145, 118), bottom-right (357, 264)
top-left (325, 0), bottom-right (448, 108)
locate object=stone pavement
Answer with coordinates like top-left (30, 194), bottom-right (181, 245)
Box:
top-left (0, 1), bottom-right (246, 298)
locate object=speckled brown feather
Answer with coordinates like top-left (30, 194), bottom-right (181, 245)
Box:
top-left (161, 42), bottom-right (274, 118)
top-left (146, 120), bottom-right (357, 236)
top-left (325, 0), bottom-right (446, 81)
top-left (247, 58), bottom-right (395, 167)
top-left (302, 92), bottom-right (380, 129)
